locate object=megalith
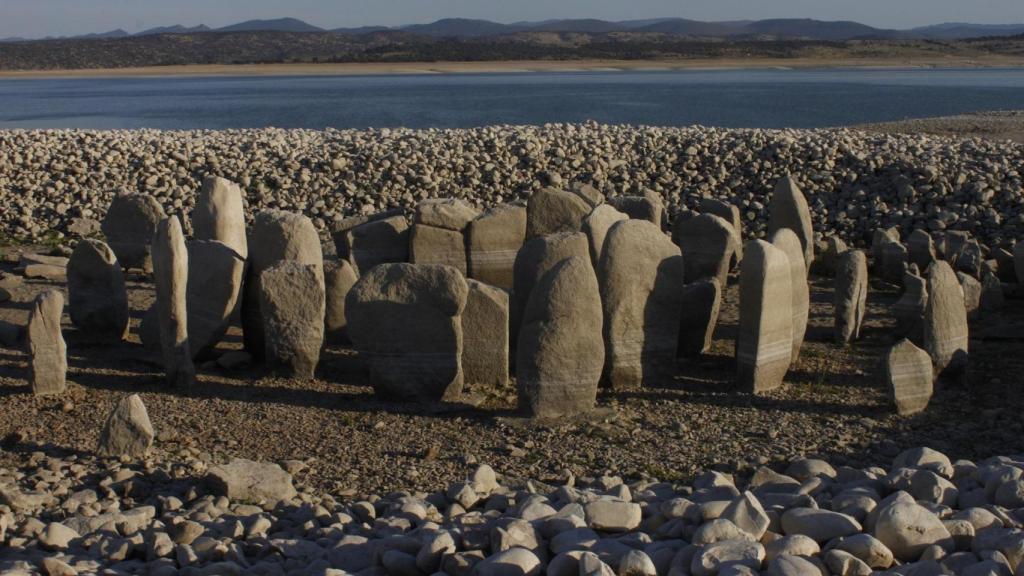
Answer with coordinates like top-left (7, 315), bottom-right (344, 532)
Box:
top-left (324, 259), bottom-right (359, 345)
top-left (67, 239), bottom-right (129, 340)
top-left (260, 261), bottom-right (326, 380)
top-left (678, 278), bottom-right (721, 357)
top-left (186, 240), bottom-right (245, 359)
top-left (834, 250), bottom-right (868, 345)
top-left (924, 261), bottom-right (969, 378)
top-left (152, 216), bottom-right (195, 388)
top-left (673, 213), bottom-right (736, 287)
top-left (767, 174), bottom-right (814, 274)
top-left (736, 240), bottom-right (793, 393)
top-left (192, 176), bottom-right (248, 259)
top-left (466, 203), bottom-right (526, 290)
top-left (27, 290), bottom-right (67, 396)
top-left (771, 228), bottom-right (809, 363)
top-left (885, 339), bottom-right (933, 416)
top-left (462, 280), bottom-right (509, 390)
top-left (526, 187), bottom-right (592, 239)
top-left (102, 192), bottom-right (166, 272)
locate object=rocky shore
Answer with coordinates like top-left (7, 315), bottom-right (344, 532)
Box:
top-left (1, 123), bottom-right (1021, 247)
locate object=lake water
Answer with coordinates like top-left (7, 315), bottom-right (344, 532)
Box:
top-left (2, 68), bottom-right (1024, 130)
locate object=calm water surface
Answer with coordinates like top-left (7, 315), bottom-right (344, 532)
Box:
top-left (1, 68), bottom-right (1024, 130)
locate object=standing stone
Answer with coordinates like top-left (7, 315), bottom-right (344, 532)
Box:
top-left (980, 270), bottom-right (1004, 313)
top-left (260, 262), bottom-right (325, 380)
top-left (102, 192), bottom-right (166, 272)
top-left (599, 220), bottom-right (685, 390)
top-left (877, 242), bottom-right (909, 285)
top-left (569, 181), bottom-right (605, 207)
top-left (27, 290), bottom-right (66, 396)
top-left (894, 269), bottom-right (928, 343)
top-left (816, 236), bottom-right (848, 277)
top-left (700, 198), bottom-right (743, 266)
top-left (96, 394), bottom-right (154, 458)
top-left (518, 257), bottom-right (603, 418)
top-left (344, 215), bottom-right (409, 274)
top-left (330, 209), bottom-right (405, 261)
top-left (67, 239), bottom-right (129, 339)
top-left (907, 230), bottom-right (936, 272)
top-left (608, 194), bottom-right (664, 228)
top-left (461, 280), bottom-right (509, 389)
top-left (242, 211), bottom-right (323, 357)
top-left (885, 339), bottom-right (934, 416)
top-left (767, 175), bottom-right (814, 274)
top-left (512, 232), bottom-right (590, 337)
top-left (678, 278), bottom-right (721, 357)
top-left (192, 176), bottom-right (248, 259)
top-left (736, 240), bottom-right (793, 393)
top-left (958, 272), bottom-right (982, 320)
top-left (835, 250), bottom-right (869, 345)
top-left (347, 264), bottom-right (468, 402)
top-left (871, 227), bottom-right (901, 262)
top-left (924, 261), bottom-right (969, 378)
top-left (583, 204), bottom-right (628, 267)
top-left (771, 228), bottom-right (809, 363)
top-left (673, 214), bottom-right (736, 287)
top-left (186, 240), bottom-right (245, 359)
top-left (526, 187), bottom-right (592, 239)
top-left (466, 203), bottom-right (526, 290)
top-left (954, 239), bottom-right (984, 279)
top-left (410, 224), bottom-right (467, 275)
top-left (414, 198), bottom-right (479, 231)
top-left (152, 216), bottom-right (195, 388)
top-left (324, 259), bottom-right (359, 344)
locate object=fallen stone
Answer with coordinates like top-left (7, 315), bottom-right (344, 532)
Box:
top-left (205, 458), bottom-right (297, 505)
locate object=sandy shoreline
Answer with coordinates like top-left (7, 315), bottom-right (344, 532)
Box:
top-left (3, 56), bottom-right (1024, 78)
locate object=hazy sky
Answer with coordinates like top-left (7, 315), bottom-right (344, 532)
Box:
top-left (4, 0), bottom-right (1023, 38)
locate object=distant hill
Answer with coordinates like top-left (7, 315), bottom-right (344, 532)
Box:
top-left (738, 19), bottom-right (898, 40)
top-left (215, 18), bottom-right (323, 33)
top-left (629, 18), bottom-right (744, 37)
top-left (136, 25), bottom-right (211, 36)
top-left (910, 23), bottom-right (1024, 40)
top-left (399, 18), bottom-right (523, 37)
top-left (75, 29), bottom-right (131, 40)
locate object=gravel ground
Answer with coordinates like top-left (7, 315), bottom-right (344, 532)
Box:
top-left (858, 110), bottom-right (1024, 144)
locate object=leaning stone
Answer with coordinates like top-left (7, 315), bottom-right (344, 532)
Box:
top-left (102, 192), bottom-right (166, 272)
top-left (413, 198), bottom-right (479, 231)
top-left (186, 240), bottom-right (245, 359)
top-left (192, 176), bottom-right (248, 259)
top-left (673, 213), bottom-right (736, 287)
top-left (678, 278), bottom-right (721, 357)
top-left (344, 215), bottom-right (409, 275)
top-left (517, 256), bottom-right (603, 418)
top-left (97, 394), bottom-right (154, 458)
top-left (67, 239), bottom-right (128, 339)
top-left (736, 240), bottom-right (793, 394)
top-left (461, 280), bottom-right (509, 389)
top-left (152, 216), bottom-right (195, 388)
top-left (526, 187), bottom-right (592, 239)
top-left (260, 262), bottom-right (325, 380)
top-left (908, 230), bottom-right (937, 272)
top-left (894, 269), bottom-right (928, 343)
top-left (700, 198), bottom-right (744, 266)
top-left (23, 264), bottom-right (66, 281)
top-left (27, 290), bottom-right (67, 396)
top-left (466, 203), bottom-right (526, 290)
top-left (958, 272), bottom-right (982, 320)
top-left (771, 228), bottom-right (809, 363)
top-left (767, 174), bottom-right (814, 273)
top-left (205, 458), bottom-right (297, 505)
top-left (324, 259), bottom-right (359, 344)
top-left (835, 250), bottom-right (868, 345)
top-left (582, 204), bottom-right (628, 268)
top-left (410, 224), bottom-right (467, 275)
top-left (599, 220), bottom-right (685, 390)
top-left (886, 339), bottom-right (934, 416)
top-left (242, 211), bottom-right (323, 357)
top-left (347, 263), bottom-right (468, 402)
top-left (923, 261), bottom-right (969, 379)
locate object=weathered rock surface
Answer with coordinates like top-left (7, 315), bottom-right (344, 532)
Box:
top-left (27, 290), bottom-right (67, 396)
top-left (885, 339), bottom-right (934, 416)
top-left (67, 239), bottom-right (128, 340)
top-left (699, 198), bottom-right (743, 266)
top-left (894, 269), bottom-right (928, 342)
top-left (923, 261), bottom-right (969, 378)
top-left (185, 240), bottom-right (245, 359)
top-left (526, 187), bottom-right (591, 239)
top-left (835, 250), bottom-right (868, 345)
top-left (347, 263), bottom-right (468, 402)
top-left (324, 258), bottom-right (359, 344)
top-left (767, 174), bottom-right (814, 273)
top-left (260, 261), bottom-right (326, 380)
top-left (517, 256), bottom-right (603, 418)
top-left (673, 213), bottom-right (736, 286)
top-left (582, 204), bottom-right (628, 267)
top-left (205, 458), bottom-right (297, 505)
top-left (152, 216), bottom-right (195, 388)
top-left (736, 240), bottom-right (793, 393)
top-left (344, 215), bottom-right (409, 275)
top-left (599, 220), bottom-right (685, 390)
top-left (466, 203), bottom-right (526, 291)
top-left (771, 228), bottom-right (809, 363)
top-left (101, 192), bottom-right (166, 271)
top-left (410, 223), bottom-right (467, 274)
top-left (512, 231), bottom-right (590, 334)
top-left (677, 278), bottom-right (721, 357)
top-left (461, 280), bottom-right (509, 389)
top-left (192, 176), bottom-right (248, 258)
top-left (96, 394), bottom-right (154, 458)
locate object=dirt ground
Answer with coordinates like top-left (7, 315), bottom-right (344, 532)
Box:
top-left (2, 247), bottom-right (1022, 498)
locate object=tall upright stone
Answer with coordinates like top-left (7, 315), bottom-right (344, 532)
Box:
top-left (67, 239), bottom-right (129, 340)
top-left (699, 198), bottom-right (743, 266)
top-left (512, 232), bottom-right (590, 336)
top-left (678, 278), bottom-right (721, 357)
top-left (599, 220), bottom-right (685, 390)
top-left (871, 227), bottom-right (901, 262)
top-left (958, 272), bottom-right (982, 320)
top-left (816, 236), bottom-right (848, 278)
top-left (834, 250), bottom-right (868, 345)
top-left (410, 224), bottom-right (467, 275)
top-left (877, 242), bottom-right (909, 285)
top-left (414, 198), bottom-right (479, 231)
top-left (102, 192), bottom-right (166, 272)
top-left (736, 240), bottom-right (793, 393)
top-left (242, 211), bottom-right (323, 358)
top-left (518, 257), bottom-right (604, 418)
top-left (771, 228), bottom-right (809, 363)
top-left (324, 259), bottom-right (359, 345)
top-left (344, 215), bottom-right (409, 275)
top-left (347, 263), bottom-right (468, 402)
top-left (27, 290), bottom-right (67, 396)
top-left (583, 204), bottom-right (628, 268)
top-left (186, 240), bottom-right (245, 359)
top-left (260, 262), bottom-right (325, 380)
top-left (954, 239), bottom-right (984, 279)
top-left (466, 203), bottom-right (526, 290)
top-left (192, 176), bottom-right (248, 259)
top-left (894, 269), bottom-right (928, 343)
top-left (462, 280), bottom-right (509, 389)
top-left (767, 175), bottom-right (814, 274)
top-left (152, 216), bottom-right (195, 388)
top-left (907, 230), bottom-right (936, 272)
top-left (526, 187), bottom-right (592, 239)
top-left (885, 339), bottom-right (934, 416)
top-left (673, 214), bottom-right (736, 287)
top-left (924, 261), bottom-right (969, 378)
